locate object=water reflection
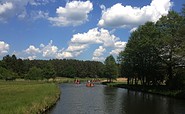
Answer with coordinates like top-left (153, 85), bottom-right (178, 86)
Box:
top-left (49, 84), bottom-right (185, 114)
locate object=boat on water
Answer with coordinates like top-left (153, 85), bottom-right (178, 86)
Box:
top-left (86, 80), bottom-right (94, 87)
top-left (86, 83), bottom-right (94, 87)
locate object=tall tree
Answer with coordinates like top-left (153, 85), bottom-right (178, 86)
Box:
top-left (104, 55), bottom-right (117, 82)
top-left (156, 11), bottom-right (185, 87)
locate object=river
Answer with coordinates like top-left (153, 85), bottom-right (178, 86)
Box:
top-left (48, 83), bottom-right (185, 114)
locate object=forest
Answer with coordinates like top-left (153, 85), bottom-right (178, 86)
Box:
top-left (0, 54), bottom-right (106, 80)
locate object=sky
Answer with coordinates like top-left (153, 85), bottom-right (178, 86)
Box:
top-left (0, 0), bottom-right (184, 61)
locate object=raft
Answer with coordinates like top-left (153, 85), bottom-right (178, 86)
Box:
top-left (86, 83), bottom-right (94, 87)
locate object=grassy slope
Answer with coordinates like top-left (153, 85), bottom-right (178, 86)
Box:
top-left (0, 81), bottom-right (60, 114)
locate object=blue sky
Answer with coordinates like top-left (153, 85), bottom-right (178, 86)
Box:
top-left (0, 0), bottom-right (184, 61)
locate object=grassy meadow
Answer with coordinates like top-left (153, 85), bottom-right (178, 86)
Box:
top-left (0, 81), bottom-right (60, 114)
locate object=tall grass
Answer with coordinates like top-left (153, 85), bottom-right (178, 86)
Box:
top-left (0, 81), bottom-right (60, 114)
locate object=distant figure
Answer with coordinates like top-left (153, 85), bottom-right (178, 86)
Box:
top-left (86, 80), bottom-right (94, 87)
top-left (74, 79), bottom-right (80, 84)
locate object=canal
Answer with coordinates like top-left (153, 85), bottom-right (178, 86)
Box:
top-left (48, 83), bottom-right (185, 114)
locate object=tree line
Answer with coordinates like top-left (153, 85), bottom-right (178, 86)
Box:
top-left (118, 9), bottom-right (185, 89)
top-left (0, 54), bottom-right (108, 80)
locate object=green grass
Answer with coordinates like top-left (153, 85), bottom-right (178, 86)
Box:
top-left (0, 81), bottom-right (60, 114)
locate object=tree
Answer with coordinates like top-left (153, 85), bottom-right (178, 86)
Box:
top-left (26, 67), bottom-right (43, 80)
top-left (118, 22), bottom-right (165, 86)
top-left (0, 66), bottom-right (17, 80)
top-left (43, 63), bottom-right (56, 80)
top-left (104, 55), bottom-right (118, 82)
top-left (119, 10), bottom-right (185, 89)
top-left (156, 11), bottom-right (185, 87)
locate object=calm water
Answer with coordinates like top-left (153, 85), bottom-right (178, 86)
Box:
top-left (49, 83), bottom-right (185, 114)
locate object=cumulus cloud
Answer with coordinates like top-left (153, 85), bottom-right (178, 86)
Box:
top-left (27, 55), bottom-right (37, 60)
top-left (0, 0), bottom-right (54, 22)
top-left (98, 0), bottom-right (172, 28)
top-left (24, 40), bottom-right (59, 59)
top-left (60, 28), bottom-right (126, 60)
top-left (0, 41), bottom-right (10, 56)
top-left (48, 1), bottom-right (93, 26)
top-left (93, 46), bottom-right (106, 57)
top-left (56, 51), bottom-right (73, 59)
top-left (92, 56), bottom-right (105, 61)
top-left (70, 28), bottom-right (118, 47)
top-left (110, 41), bottom-right (127, 55)
top-left (92, 46), bottom-right (106, 61)
top-left (0, 2), bottom-right (13, 22)
top-left (21, 28), bottom-right (126, 61)
top-left (25, 45), bottom-right (41, 55)
top-left (41, 40), bottom-right (58, 58)
top-left (0, 2), bottom-right (13, 14)
top-left (66, 44), bottom-right (88, 52)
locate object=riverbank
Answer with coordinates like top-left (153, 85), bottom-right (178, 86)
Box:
top-left (102, 82), bottom-right (185, 99)
top-left (50, 77), bottom-right (105, 83)
top-left (0, 81), bottom-right (60, 114)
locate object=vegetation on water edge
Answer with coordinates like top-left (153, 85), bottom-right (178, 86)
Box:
top-left (118, 8), bottom-right (185, 90)
top-left (0, 81), bottom-right (60, 114)
top-left (103, 82), bottom-right (185, 99)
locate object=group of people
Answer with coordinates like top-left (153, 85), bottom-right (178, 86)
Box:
top-left (86, 80), bottom-right (94, 87)
top-left (74, 79), bottom-right (94, 87)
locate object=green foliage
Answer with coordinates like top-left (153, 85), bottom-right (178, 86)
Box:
top-left (42, 63), bottom-right (56, 79)
top-left (119, 10), bottom-right (185, 89)
top-left (26, 67), bottom-right (44, 80)
top-left (0, 67), bottom-right (17, 80)
top-left (104, 55), bottom-right (118, 82)
top-left (62, 66), bottom-right (76, 78)
top-left (0, 55), bottom-right (106, 80)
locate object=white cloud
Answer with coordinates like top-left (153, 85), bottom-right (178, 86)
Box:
top-left (66, 44), bottom-right (88, 52)
top-left (24, 40), bottom-right (60, 59)
top-left (70, 28), bottom-right (118, 47)
top-left (130, 27), bottom-right (138, 33)
top-left (48, 1), bottom-right (93, 26)
top-left (93, 46), bottom-right (106, 57)
top-left (31, 10), bottom-right (49, 20)
top-left (61, 28), bottom-right (126, 60)
top-left (110, 41), bottom-right (127, 55)
top-left (0, 41), bottom-right (9, 56)
top-left (20, 28), bottom-right (126, 61)
top-left (0, 2), bottom-right (13, 14)
top-left (0, 2), bottom-right (13, 22)
top-left (25, 45), bottom-right (41, 55)
top-left (92, 46), bottom-right (106, 61)
top-left (0, 0), bottom-right (54, 22)
top-left (28, 55), bottom-right (37, 60)
top-left (41, 40), bottom-right (58, 58)
top-left (98, 0), bottom-right (172, 28)
top-left (92, 56), bottom-right (105, 61)
top-left (56, 51), bottom-right (73, 59)
top-left (29, 0), bottom-right (55, 6)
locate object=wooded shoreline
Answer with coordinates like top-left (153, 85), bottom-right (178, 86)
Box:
top-left (103, 82), bottom-right (185, 99)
